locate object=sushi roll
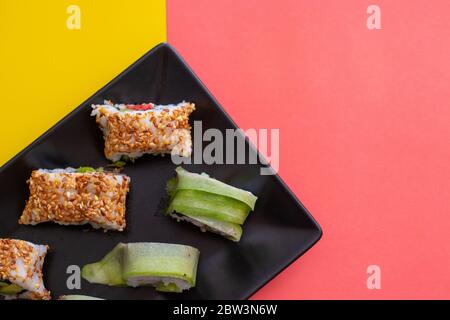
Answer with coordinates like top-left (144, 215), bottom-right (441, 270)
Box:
top-left (91, 100), bottom-right (196, 162)
top-left (0, 238), bottom-right (50, 300)
top-left (166, 167), bottom-right (258, 242)
top-left (82, 242), bottom-right (200, 293)
top-left (19, 167), bottom-right (131, 231)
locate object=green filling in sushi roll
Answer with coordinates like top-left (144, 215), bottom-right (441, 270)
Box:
top-left (75, 166), bottom-right (97, 173)
top-left (0, 281), bottom-right (24, 295)
top-left (81, 242), bottom-right (200, 293)
top-left (166, 167), bottom-right (257, 242)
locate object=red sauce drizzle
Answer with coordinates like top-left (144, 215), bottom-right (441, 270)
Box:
top-left (127, 103), bottom-right (154, 111)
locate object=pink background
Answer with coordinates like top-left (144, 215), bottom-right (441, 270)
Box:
top-left (167, 0), bottom-right (450, 299)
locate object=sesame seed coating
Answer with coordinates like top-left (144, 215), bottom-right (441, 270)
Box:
top-left (19, 170), bottom-right (131, 231)
top-left (91, 102), bottom-right (195, 161)
top-left (0, 238), bottom-right (50, 300)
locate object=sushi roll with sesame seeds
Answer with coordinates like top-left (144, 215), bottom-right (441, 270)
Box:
top-left (91, 100), bottom-right (196, 162)
top-left (0, 238), bottom-right (50, 300)
top-left (82, 242), bottom-right (200, 293)
top-left (19, 167), bottom-right (131, 231)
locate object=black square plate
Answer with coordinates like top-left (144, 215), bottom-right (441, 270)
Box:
top-left (0, 43), bottom-right (322, 300)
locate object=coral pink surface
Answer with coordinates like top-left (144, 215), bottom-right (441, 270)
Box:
top-left (168, 0), bottom-right (450, 299)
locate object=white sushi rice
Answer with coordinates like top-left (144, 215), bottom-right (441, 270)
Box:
top-left (170, 213), bottom-right (241, 240)
top-left (0, 239), bottom-right (50, 300)
top-left (126, 276), bottom-right (192, 291)
top-left (91, 100), bottom-right (186, 116)
top-left (20, 168), bottom-right (131, 231)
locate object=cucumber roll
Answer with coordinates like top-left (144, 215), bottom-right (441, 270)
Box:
top-left (19, 167), bottom-right (131, 231)
top-left (0, 238), bottom-right (50, 300)
top-left (59, 295), bottom-right (104, 300)
top-left (91, 100), bottom-right (195, 161)
top-left (166, 167), bottom-right (258, 241)
top-left (82, 242), bottom-right (200, 293)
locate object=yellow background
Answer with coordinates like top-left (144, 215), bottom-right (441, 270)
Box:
top-left (0, 0), bottom-right (166, 166)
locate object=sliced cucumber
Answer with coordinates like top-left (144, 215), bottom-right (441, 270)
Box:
top-left (166, 167), bottom-right (257, 241)
top-left (167, 189), bottom-right (251, 225)
top-left (59, 295), bottom-right (104, 300)
top-left (173, 167), bottom-right (257, 210)
top-left (81, 242), bottom-right (200, 293)
top-left (82, 243), bottom-right (126, 286)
